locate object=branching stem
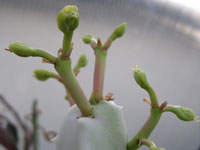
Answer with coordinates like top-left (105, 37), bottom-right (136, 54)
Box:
top-left (55, 59), bottom-right (93, 116)
top-left (127, 108), bottom-right (162, 150)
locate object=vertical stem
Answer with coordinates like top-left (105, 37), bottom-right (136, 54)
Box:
top-left (127, 108), bottom-right (162, 150)
top-left (55, 59), bottom-right (93, 116)
top-left (62, 32), bottom-right (73, 58)
top-left (32, 100), bottom-right (38, 150)
top-left (93, 49), bottom-right (107, 102)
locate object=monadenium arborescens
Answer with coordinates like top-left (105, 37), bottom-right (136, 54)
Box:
top-left (6, 5), bottom-right (198, 150)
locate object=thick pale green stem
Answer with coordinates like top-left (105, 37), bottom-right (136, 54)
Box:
top-left (93, 49), bottom-right (107, 102)
top-left (65, 89), bottom-right (75, 106)
top-left (127, 108), bottom-right (162, 150)
top-left (55, 59), bottom-right (93, 116)
top-left (62, 32), bottom-right (73, 58)
top-left (65, 54), bottom-right (87, 106)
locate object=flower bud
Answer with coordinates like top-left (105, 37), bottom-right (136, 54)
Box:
top-left (57, 5), bottom-right (79, 33)
top-left (82, 34), bottom-right (93, 44)
top-left (109, 23), bottom-right (126, 41)
top-left (163, 105), bottom-right (196, 121)
top-left (82, 34), bottom-right (97, 49)
top-left (9, 41), bottom-right (34, 57)
top-left (133, 66), bottom-right (150, 90)
top-left (34, 69), bottom-right (57, 81)
top-left (77, 54), bottom-right (87, 67)
top-left (73, 54), bottom-right (88, 74)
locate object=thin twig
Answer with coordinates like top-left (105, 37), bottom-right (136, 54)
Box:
top-left (0, 95), bottom-right (27, 131)
top-left (32, 100), bottom-right (39, 150)
top-left (0, 95), bottom-right (32, 150)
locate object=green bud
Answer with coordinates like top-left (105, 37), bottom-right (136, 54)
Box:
top-left (133, 66), bottom-right (150, 90)
top-left (9, 41), bottom-right (34, 57)
top-left (82, 34), bottom-right (97, 49)
top-left (57, 5), bottom-right (79, 33)
top-left (34, 69), bottom-right (57, 81)
top-left (8, 41), bottom-right (56, 62)
top-left (77, 54), bottom-right (87, 67)
top-left (73, 54), bottom-right (88, 74)
top-left (163, 105), bottom-right (196, 121)
top-left (82, 34), bottom-right (93, 44)
top-left (109, 23), bottom-right (126, 41)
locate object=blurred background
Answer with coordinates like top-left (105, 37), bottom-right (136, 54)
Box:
top-left (0, 0), bottom-right (200, 149)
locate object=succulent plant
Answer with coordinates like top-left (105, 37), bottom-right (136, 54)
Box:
top-left (5, 5), bottom-right (197, 150)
